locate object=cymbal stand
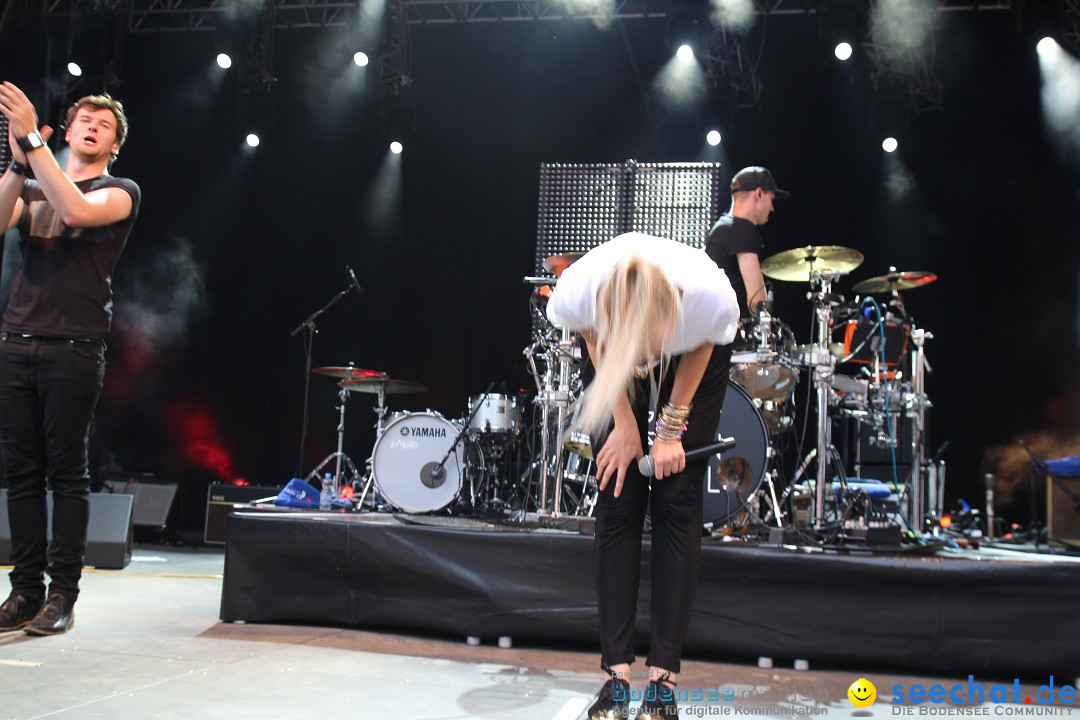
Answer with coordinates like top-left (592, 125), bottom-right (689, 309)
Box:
top-left (906, 327), bottom-right (933, 529)
top-left (537, 326), bottom-right (575, 516)
top-left (806, 269), bottom-right (847, 529)
top-left (304, 383), bottom-right (363, 502)
top-left (353, 377), bottom-right (391, 510)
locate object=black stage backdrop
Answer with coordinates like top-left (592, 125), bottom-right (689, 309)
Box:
top-left (0, 11), bottom-right (1077, 527)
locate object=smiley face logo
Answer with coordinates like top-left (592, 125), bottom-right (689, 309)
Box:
top-left (848, 678), bottom-right (877, 708)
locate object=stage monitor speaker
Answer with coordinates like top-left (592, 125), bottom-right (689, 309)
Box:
top-left (1046, 475), bottom-right (1080, 542)
top-left (204, 484), bottom-right (278, 545)
top-left (102, 477), bottom-right (178, 529)
top-left (0, 489), bottom-right (133, 569)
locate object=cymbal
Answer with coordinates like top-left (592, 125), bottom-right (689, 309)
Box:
top-left (543, 252), bottom-right (585, 277)
top-left (760, 246), bottom-right (865, 282)
top-left (852, 271), bottom-right (938, 294)
top-left (312, 366), bottom-right (385, 380)
top-left (340, 378), bottom-right (428, 394)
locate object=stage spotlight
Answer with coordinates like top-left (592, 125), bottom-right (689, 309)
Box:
top-left (389, 141), bottom-right (403, 155)
top-left (217, 53), bottom-right (233, 69)
top-left (819, 0), bottom-right (865, 62)
top-left (353, 51), bottom-right (369, 67)
top-left (706, 130), bottom-right (722, 146)
top-left (677, 44), bottom-right (695, 63)
top-left (882, 137), bottom-right (898, 153)
top-left (1037, 36), bottom-right (1058, 55)
top-left (246, 133), bottom-right (261, 148)
top-left (67, 61), bottom-right (83, 77)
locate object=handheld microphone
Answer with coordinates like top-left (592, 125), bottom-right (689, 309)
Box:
top-left (638, 437), bottom-right (736, 477)
top-left (346, 266), bottom-right (364, 295)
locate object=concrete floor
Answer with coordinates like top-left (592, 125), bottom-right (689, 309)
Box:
top-left (1, 546), bottom-right (1076, 720)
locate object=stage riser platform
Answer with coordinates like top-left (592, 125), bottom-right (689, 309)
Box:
top-left (219, 513), bottom-right (1080, 675)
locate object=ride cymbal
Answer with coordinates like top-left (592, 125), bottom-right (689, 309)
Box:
top-left (340, 378), bottom-right (429, 394)
top-left (312, 366), bottom-right (385, 380)
top-left (760, 246), bottom-right (865, 282)
top-left (851, 271), bottom-right (938, 294)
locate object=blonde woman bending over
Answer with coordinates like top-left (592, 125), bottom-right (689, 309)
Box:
top-left (548, 232), bottom-right (739, 720)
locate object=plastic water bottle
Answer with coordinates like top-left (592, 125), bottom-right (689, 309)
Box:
top-left (320, 473), bottom-right (335, 510)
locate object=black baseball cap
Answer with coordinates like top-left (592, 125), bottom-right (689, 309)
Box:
top-left (731, 166), bottom-right (791, 200)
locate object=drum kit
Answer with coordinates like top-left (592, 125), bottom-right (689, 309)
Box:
top-left (302, 244), bottom-right (941, 542)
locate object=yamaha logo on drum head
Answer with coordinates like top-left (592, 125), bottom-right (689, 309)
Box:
top-left (405, 425), bottom-right (448, 438)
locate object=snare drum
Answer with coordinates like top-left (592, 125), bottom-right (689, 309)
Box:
top-left (373, 412), bottom-right (465, 513)
top-left (730, 316), bottom-right (798, 400)
top-left (702, 382), bottom-right (771, 526)
top-left (467, 394), bottom-right (522, 436)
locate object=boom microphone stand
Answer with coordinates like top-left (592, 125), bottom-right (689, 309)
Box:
top-left (290, 266), bottom-right (364, 480)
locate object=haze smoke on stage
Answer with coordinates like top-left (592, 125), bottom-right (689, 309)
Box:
top-left (357, 0), bottom-right (386, 47)
top-left (223, 0), bottom-right (264, 22)
top-left (868, 0), bottom-right (939, 67)
top-left (984, 431), bottom-right (1080, 506)
top-left (884, 157), bottom-right (915, 201)
top-left (709, 0), bottom-right (756, 33)
top-left (1038, 38), bottom-right (1080, 163)
top-left (652, 54), bottom-right (708, 112)
top-left (363, 150), bottom-right (402, 235)
top-left (115, 236), bottom-right (207, 352)
top-left (555, 0), bottom-right (616, 30)
top-left (300, 28), bottom-right (373, 124)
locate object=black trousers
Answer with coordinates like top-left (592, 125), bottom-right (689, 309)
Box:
top-left (0, 334), bottom-right (106, 600)
top-left (592, 343), bottom-right (731, 674)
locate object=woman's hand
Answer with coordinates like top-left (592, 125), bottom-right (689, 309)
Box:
top-left (649, 438), bottom-right (685, 480)
top-left (596, 422), bottom-right (643, 498)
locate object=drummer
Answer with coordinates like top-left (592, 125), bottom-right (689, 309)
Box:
top-left (704, 166), bottom-right (791, 318)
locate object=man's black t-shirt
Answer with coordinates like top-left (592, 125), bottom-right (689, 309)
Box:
top-left (704, 213), bottom-right (762, 319)
top-left (4, 175), bottom-right (141, 341)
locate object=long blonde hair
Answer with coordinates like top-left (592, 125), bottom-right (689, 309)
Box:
top-left (574, 254), bottom-right (681, 437)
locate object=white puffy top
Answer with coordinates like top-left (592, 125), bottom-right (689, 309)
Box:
top-left (547, 232), bottom-right (739, 353)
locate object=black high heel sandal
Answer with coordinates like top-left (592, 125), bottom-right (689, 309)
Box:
top-left (639, 671), bottom-right (679, 719)
top-left (587, 669), bottom-right (631, 720)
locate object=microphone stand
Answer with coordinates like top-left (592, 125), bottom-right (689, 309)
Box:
top-left (426, 382), bottom-right (495, 486)
top-left (290, 282), bottom-right (359, 479)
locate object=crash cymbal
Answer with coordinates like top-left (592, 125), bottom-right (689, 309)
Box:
top-left (340, 378), bottom-right (428, 394)
top-left (760, 246), bottom-right (865, 282)
top-left (312, 366), bottom-right (385, 380)
top-left (851, 271), bottom-right (938, 294)
top-left (543, 252), bottom-right (586, 277)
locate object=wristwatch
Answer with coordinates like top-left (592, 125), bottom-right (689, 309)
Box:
top-left (15, 131), bottom-right (46, 154)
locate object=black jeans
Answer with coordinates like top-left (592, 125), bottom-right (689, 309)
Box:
top-left (0, 334), bottom-right (106, 600)
top-left (593, 343), bottom-right (732, 674)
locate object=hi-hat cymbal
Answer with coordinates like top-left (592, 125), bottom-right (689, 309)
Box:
top-left (851, 271), bottom-right (939, 294)
top-left (312, 366), bottom-right (385, 380)
top-left (760, 246), bottom-right (865, 282)
top-left (543, 252), bottom-right (586, 277)
top-left (340, 378), bottom-right (428, 394)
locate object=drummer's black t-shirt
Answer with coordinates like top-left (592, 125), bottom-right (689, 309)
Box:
top-left (704, 213), bottom-right (762, 319)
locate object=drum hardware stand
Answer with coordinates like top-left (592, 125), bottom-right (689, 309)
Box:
top-left (534, 326), bottom-right (576, 517)
top-left (761, 469), bottom-right (785, 527)
top-left (303, 382), bottom-right (364, 503)
top-left (906, 327), bottom-right (933, 530)
top-left (805, 269), bottom-right (849, 529)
